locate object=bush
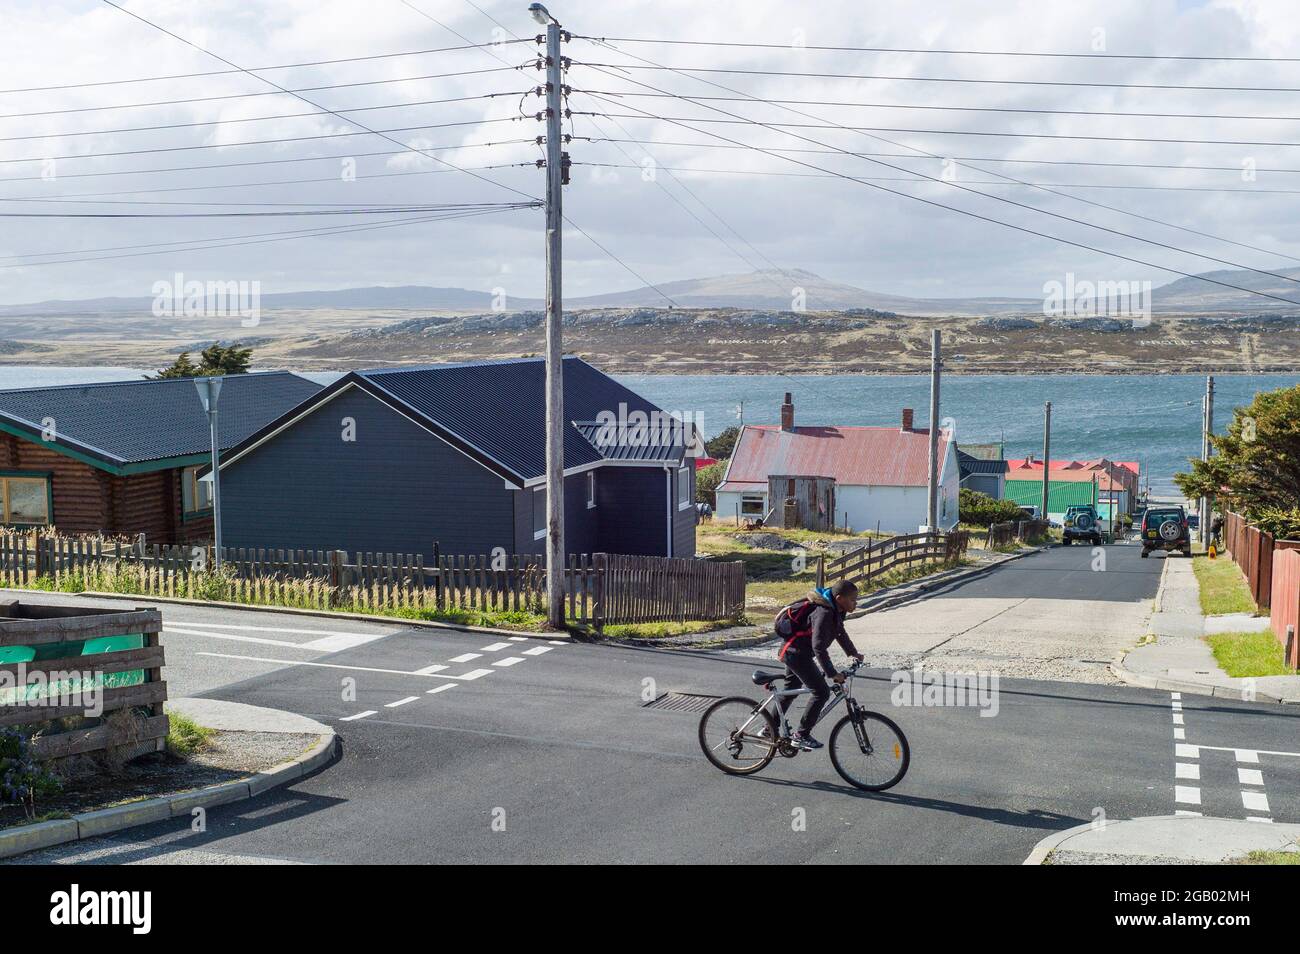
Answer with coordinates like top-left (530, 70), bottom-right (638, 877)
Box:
top-left (0, 727), bottom-right (61, 820)
top-left (696, 461), bottom-right (726, 507)
top-left (959, 488), bottom-right (1025, 527)
top-left (1252, 507), bottom-right (1300, 540)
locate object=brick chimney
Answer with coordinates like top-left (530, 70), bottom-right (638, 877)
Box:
top-left (780, 392), bottom-right (795, 432)
top-left (901, 407), bottom-right (914, 431)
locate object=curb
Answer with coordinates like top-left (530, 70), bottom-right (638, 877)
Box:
top-left (0, 730), bottom-right (339, 861)
top-left (1108, 649), bottom-right (1296, 705)
top-left (1152, 556), bottom-right (1174, 614)
top-left (14, 588), bottom-right (569, 642)
top-left (1022, 819), bottom-right (1098, 865)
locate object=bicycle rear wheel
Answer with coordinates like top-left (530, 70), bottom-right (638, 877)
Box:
top-left (698, 697), bottom-right (778, 775)
top-left (828, 710), bottom-right (909, 791)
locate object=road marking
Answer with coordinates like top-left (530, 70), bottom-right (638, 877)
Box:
top-left (480, 642), bottom-right (512, 652)
top-left (548, 640), bottom-right (567, 645)
top-left (1171, 692), bottom-right (1181, 700)
top-left (426, 684), bottom-right (456, 695)
top-left (1242, 791), bottom-right (1270, 813)
top-left (1175, 809), bottom-right (1202, 817)
top-left (508, 636), bottom-right (528, 642)
top-left (1174, 728), bottom-right (1185, 740)
top-left (1247, 817), bottom-right (1274, 823)
top-left (1238, 768), bottom-right (1264, 786)
top-left (1171, 701), bottom-right (1183, 711)
top-left (303, 633), bottom-right (391, 652)
top-left (414, 664), bottom-right (449, 675)
top-left (386, 696), bottom-right (419, 708)
top-left (1172, 713), bottom-right (1184, 725)
top-left (164, 627), bottom-right (308, 649)
top-left (1175, 743), bottom-right (1199, 759)
top-left (340, 710), bottom-right (377, 721)
top-left (1175, 786), bottom-right (1201, 805)
top-left (1236, 749), bottom-right (1260, 763)
top-left (1175, 763), bottom-right (1200, 780)
top-left (196, 652), bottom-right (493, 680)
top-left (449, 653), bottom-right (482, 663)
top-left (1195, 745), bottom-right (1300, 759)
top-left (493, 656), bottom-right (526, 667)
top-left (164, 620), bottom-right (392, 639)
top-left (522, 646), bottom-right (551, 656)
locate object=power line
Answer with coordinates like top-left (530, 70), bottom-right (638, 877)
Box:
top-left (574, 34), bottom-right (1300, 63)
top-left (0, 39), bottom-right (536, 94)
top-left (0, 205), bottom-right (531, 269)
top-left (580, 45), bottom-right (1300, 279)
top-left (571, 59), bottom-right (1300, 95)
top-left (101, 0), bottom-right (538, 203)
top-left (571, 81), bottom-right (1300, 308)
top-left (0, 201), bottom-right (537, 218)
top-left (0, 92), bottom-right (526, 144)
top-left (0, 67), bottom-right (530, 120)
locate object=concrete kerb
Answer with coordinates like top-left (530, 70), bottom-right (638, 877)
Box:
top-left (1024, 814), bottom-right (1300, 865)
top-left (0, 730), bottom-right (338, 860)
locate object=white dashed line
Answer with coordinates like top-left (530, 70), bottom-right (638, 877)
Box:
top-left (1172, 713), bottom-right (1184, 725)
top-left (1175, 743), bottom-right (1199, 759)
top-left (1235, 750), bottom-right (1260, 763)
top-left (449, 653), bottom-right (482, 663)
top-left (1242, 790), bottom-right (1270, 813)
top-left (385, 696), bottom-right (419, 708)
top-left (1175, 786), bottom-right (1201, 805)
top-left (1171, 701), bottom-right (1182, 711)
top-left (480, 642), bottom-right (512, 652)
top-left (340, 710), bottom-right (377, 721)
top-left (522, 646), bottom-right (551, 656)
top-left (548, 640), bottom-right (567, 645)
top-left (1174, 728), bottom-right (1185, 740)
top-left (1247, 817), bottom-right (1274, 823)
top-left (455, 668), bottom-right (495, 681)
top-left (508, 636), bottom-right (528, 642)
top-left (1175, 763), bottom-right (1200, 780)
top-left (426, 684), bottom-right (456, 695)
top-left (1175, 810), bottom-right (1202, 817)
top-left (493, 656), bottom-right (526, 667)
top-left (414, 664), bottom-right (449, 675)
top-left (1238, 768), bottom-right (1264, 786)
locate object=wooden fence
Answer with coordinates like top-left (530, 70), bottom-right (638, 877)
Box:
top-left (0, 533), bottom-right (743, 632)
top-left (1270, 548), bottom-right (1300, 670)
top-left (817, 529), bottom-right (969, 588)
top-left (1223, 510), bottom-right (1275, 610)
top-left (0, 601), bottom-right (167, 762)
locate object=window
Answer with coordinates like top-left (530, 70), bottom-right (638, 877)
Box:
top-left (677, 465), bottom-right (692, 510)
top-left (586, 471), bottom-right (597, 509)
top-left (181, 464), bottom-right (214, 516)
top-left (533, 487), bottom-right (547, 541)
top-left (1, 474), bottom-right (50, 526)
top-left (741, 493), bottom-right (765, 516)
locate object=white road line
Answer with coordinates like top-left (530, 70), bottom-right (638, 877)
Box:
top-left (1172, 713), bottom-right (1184, 725)
top-left (303, 633), bottom-right (391, 652)
top-left (340, 710), bottom-right (377, 721)
top-left (1197, 745), bottom-right (1300, 759)
top-left (1171, 692), bottom-right (1181, 700)
top-left (414, 664), bottom-right (449, 675)
top-left (1176, 743), bottom-right (1200, 759)
top-left (522, 646), bottom-right (551, 656)
top-left (385, 696), bottom-right (419, 708)
top-left (164, 621), bottom-right (392, 639)
top-left (195, 652), bottom-right (493, 680)
top-left (426, 684), bottom-right (456, 695)
top-left (493, 656), bottom-right (526, 667)
top-left (1242, 791), bottom-right (1271, 813)
top-left (1174, 728), bottom-right (1186, 740)
top-left (1175, 763), bottom-right (1200, 780)
top-left (1236, 750), bottom-right (1261, 763)
top-left (547, 640), bottom-right (567, 645)
top-left (480, 642), bottom-right (512, 652)
top-left (1175, 810), bottom-right (1202, 817)
top-left (1171, 701), bottom-right (1183, 711)
top-left (1247, 817), bottom-right (1274, 823)
top-left (508, 636), bottom-right (528, 642)
top-left (1175, 786), bottom-right (1201, 805)
top-left (449, 653), bottom-right (482, 663)
top-left (164, 627), bottom-right (309, 649)
top-left (1238, 768), bottom-right (1265, 786)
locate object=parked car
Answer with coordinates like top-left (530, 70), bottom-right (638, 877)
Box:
top-left (1062, 505), bottom-right (1103, 546)
top-left (1140, 506), bottom-right (1192, 558)
top-left (1017, 505), bottom-right (1040, 520)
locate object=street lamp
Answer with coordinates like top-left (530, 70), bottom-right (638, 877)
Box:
top-left (529, 3), bottom-right (553, 24)
top-left (195, 376), bottom-right (224, 570)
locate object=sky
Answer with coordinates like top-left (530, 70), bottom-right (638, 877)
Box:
top-left (1, 0), bottom-right (1299, 306)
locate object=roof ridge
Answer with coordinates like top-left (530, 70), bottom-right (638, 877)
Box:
top-left (0, 369), bottom-right (301, 396)
top-left (358, 355), bottom-right (594, 376)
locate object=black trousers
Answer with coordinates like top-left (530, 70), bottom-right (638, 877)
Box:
top-left (780, 648), bottom-right (830, 732)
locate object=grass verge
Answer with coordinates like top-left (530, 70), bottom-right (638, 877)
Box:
top-left (1206, 630), bottom-right (1293, 678)
top-left (165, 713), bottom-right (215, 757)
top-left (1192, 556), bottom-right (1258, 616)
top-left (1235, 847), bottom-right (1300, 865)
top-left (601, 618), bottom-right (746, 640)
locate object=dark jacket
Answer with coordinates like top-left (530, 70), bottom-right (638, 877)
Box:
top-left (786, 588), bottom-right (860, 678)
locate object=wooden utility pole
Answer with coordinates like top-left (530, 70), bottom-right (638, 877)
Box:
top-left (1040, 401), bottom-right (1052, 523)
top-left (1200, 375), bottom-right (1215, 545)
top-left (926, 330), bottom-right (941, 531)
top-left (534, 3), bottom-right (566, 627)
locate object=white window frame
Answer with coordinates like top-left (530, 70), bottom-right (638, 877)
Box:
top-left (532, 487), bottom-right (547, 541)
top-left (587, 471), bottom-right (597, 509)
top-left (677, 464), bottom-right (692, 511)
top-left (740, 493), bottom-right (765, 516)
top-left (0, 474), bottom-right (51, 526)
top-left (181, 464), bottom-right (214, 517)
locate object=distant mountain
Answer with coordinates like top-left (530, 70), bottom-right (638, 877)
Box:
top-left (5, 265), bottom-right (1300, 317)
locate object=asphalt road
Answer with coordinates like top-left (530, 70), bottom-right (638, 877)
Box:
top-left (11, 544), bottom-right (1300, 865)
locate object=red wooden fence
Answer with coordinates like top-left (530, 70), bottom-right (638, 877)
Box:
top-left (1270, 546), bottom-right (1300, 669)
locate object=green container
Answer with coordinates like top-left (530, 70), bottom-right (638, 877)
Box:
top-left (0, 633), bottom-right (144, 705)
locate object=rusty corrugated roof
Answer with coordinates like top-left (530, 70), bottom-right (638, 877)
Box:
top-left (723, 424), bottom-right (949, 488)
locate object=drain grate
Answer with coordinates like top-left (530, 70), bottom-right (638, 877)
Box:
top-left (644, 692), bottom-right (721, 713)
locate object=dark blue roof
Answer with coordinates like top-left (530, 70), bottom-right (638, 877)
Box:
top-left (0, 372), bottom-right (322, 472)
top-left (224, 357), bottom-right (683, 484)
top-left (957, 449), bottom-right (1007, 477)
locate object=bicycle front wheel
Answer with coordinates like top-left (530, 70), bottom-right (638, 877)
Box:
top-left (828, 710), bottom-right (910, 791)
top-left (698, 697), bottom-right (777, 776)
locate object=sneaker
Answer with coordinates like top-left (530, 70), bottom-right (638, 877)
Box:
top-left (791, 730), bottom-right (823, 751)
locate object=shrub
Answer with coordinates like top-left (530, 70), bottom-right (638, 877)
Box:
top-left (959, 488), bottom-right (1025, 527)
top-left (0, 727), bottom-right (61, 820)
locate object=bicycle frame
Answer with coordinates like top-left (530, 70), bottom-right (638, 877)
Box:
top-left (735, 665), bottom-right (862, 741)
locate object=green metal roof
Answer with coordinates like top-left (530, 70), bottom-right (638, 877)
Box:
top-left (1004, 479), bottom-right (1097, 512)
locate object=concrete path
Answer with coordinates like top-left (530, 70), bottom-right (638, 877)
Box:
top-left (1027, 814), bottom-right (1300, 864)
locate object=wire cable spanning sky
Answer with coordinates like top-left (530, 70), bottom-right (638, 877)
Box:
top-left (4, 0), bottom-right (1300, 309)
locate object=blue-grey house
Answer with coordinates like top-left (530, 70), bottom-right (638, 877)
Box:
top-left (214, 357), bottom-right (699, 560)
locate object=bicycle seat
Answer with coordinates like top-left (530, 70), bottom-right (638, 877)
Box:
top-left (751, 669), bottom-right (786, 686)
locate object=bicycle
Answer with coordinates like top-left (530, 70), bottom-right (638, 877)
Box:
top-left (697, 660), bottom-right (910, 791)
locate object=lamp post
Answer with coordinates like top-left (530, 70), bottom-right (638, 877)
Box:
top-left (195, 376), bottom-right (223, 569)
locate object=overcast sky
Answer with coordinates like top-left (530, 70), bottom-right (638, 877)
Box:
top-left (1, 0), bottom-right (1299, 306)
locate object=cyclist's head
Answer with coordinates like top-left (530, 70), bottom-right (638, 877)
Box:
top-left (830, 579), bottom-right (858, 612)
